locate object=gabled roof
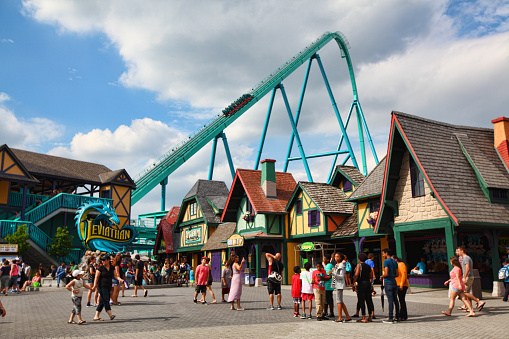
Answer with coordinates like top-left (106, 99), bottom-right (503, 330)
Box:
top-left (330, 165), bottom-right (365, 187)
top-left (376, 111), bottom-right (509, 230)
top-left (331, 209), bottom-right (358, 238)
top-left (347, 157), bottom-right (386, 201)
top-left (222, 169), bottom-right (296, 221)
top-left (178, 179), bottom-right (230, 225)
top-left (0, 144), bottom-right (39, 184)
top-left (200, 222), bottom-right (236, 251)
top-left (290, 182), bottom-right (354, 214)
top-left (98, 169), bottom-right (136, 188)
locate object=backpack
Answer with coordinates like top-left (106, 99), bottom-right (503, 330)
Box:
top-left (498, 266), bottom-right (509, 280)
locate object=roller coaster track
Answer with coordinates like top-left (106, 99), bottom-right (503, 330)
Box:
top-left (131, 31), bottom-right (369, 205)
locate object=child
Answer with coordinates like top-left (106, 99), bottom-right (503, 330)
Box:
top-left (291, 266), bottom-right (302, 317)
top-left (311, 262), bottom-right (327, 321)
top-left (189, 268), bottom-right (195, 287)
top-left (300, 261), bottom-right (314, 319)
top-left (66, 270), bottom-right (92, 324)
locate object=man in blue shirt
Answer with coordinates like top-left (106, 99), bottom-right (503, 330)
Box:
top-left (503, 258), bottom-right (509, 302)
top-left (411, 258), bottom-right (426, 275)
top-left (381, 248), bottom-right (399, 323)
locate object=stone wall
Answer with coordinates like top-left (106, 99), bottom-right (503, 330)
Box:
top-left (394, 151), bottom-right (448, 223)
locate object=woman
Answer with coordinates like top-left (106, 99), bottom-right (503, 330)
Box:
top-left (442, 257), bottom-right (475, 317)
top-left (110, 254), bottom-right (122, 305)
top-left (20, 272), bottom-right (41, 291)
top-left (227, 255), bottom-right (245, 310)
top-left (394, 256), bottom-right (409, 321)
top-left (86, 256), bottom-right (98, 307)
top-left (93, 255), bottom-right (124, 321)
top-left (9, 259), bottom-right (20, 293)
top-left (352, 253), bottom-right (374, 323)
top-left (0, 260), bottom-right (11, 295)
top-left (332, 252), bottom-right (352, 322)
top-left (204, 257), bottom-right (217, 303)
top-left (38, 263), bottom-right (45, 278)
top-left (221, 260), bottom-right (232, 302)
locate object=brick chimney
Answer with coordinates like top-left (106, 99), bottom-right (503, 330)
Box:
top-left (260, 159), bottom-right (277, 199)
top-left (492, 117), bottom-right (509, 169)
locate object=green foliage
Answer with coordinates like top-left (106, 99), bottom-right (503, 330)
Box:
top-left (48, 226), bottom-right (74, 260)
top-left (5, 224), bottom-right (30, 255)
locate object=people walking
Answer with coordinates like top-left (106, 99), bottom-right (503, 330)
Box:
top-left (66, 270), bottom-right (92, 324)
top-left (393, 256), bottom-right (409, 321)
top-left (265, 252), bottom-right (284, 310)
top-left (381, 248), bottom-right (399, 323)
top-left (86, 257), bottom-right (97, 307)
top-left (93, 255), bottom-right (124, 321)
top-left (203, 257), bottom-right (217, 303)
top-left (133, 254), bottom-right (147, 297)
top-left (193, 257), bottom-right (209, 304)
top-left (456, 246), bottom-right (485, 311)
top-left (442, 256), bottom-right (476, 317)
top-left (332, 252), bottom-right (352, 322)
top-left (9, 259), bottom-right (20, 293)
top-left (227, 255), bottom-right (245, 310)
top-left (501, 258), bottom-right (509, 301)
top-left (352, 253), bottom-right (374, 323)
top-left (0, 260), bottom-right (10, 295)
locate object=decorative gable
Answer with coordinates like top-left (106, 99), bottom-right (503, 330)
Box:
top-left (0, 144), bottom-right (38, 183)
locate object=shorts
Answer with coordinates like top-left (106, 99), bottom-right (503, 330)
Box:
top-left (9, 275), bottom-right (18, 287)
top-left (293, 297), bottom-right (302, 304)
top-left (302, 293), bottom-right (315, 301)
top-left (222, 287), bottom-right (230, 294)
top-left (335, 289), bottom-right (344, 304)
top-left (451, 286), bottom-right (463, 293)
top-left (464, 276), bottom-right (474, 293)
top-left (325, 290), bottom-right (334, 305)
top-left (112, 279), bottom-right (120, 286)
top-left (267, 281), bottom-right (281, 295)
top-left (0, 276), bottom-right (9, 289)
top-left (189, 280), bottom-right (194, 283)
top-left (71, 296), bottom-right (82, 315)
top-left (195, 285), bottom-right (207, 293)
top-left (134, 276), bottom-right (144, 286)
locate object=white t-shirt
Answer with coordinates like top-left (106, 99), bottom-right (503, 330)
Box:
top-left (300, 271), bottom-right (313, 294)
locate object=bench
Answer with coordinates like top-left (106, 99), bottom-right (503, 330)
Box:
top-left (41, 277), bottom-right (57, 287)
top-left (408, 273), bottom-right (448, 288)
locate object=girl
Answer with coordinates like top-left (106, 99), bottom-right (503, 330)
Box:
top-left (66, 270), bottom-right (92, 324)
top-left (442, 257), bottom-right (475, 317)
top-left (227, 255), bottom-right (245, 310)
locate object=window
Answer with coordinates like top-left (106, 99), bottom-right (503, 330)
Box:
top-left (295, 199), bottom-right (303, 214)
top-left (369, 200), bottom-right (380, 213)
top-left (246, 199), bottom-right (253, 214)
top-left (190, 202), bottom-right (197, 216)
top-left (308, 209), bottom-right (320, 227)
top-left (343, 179), bottom-right (352, 192)
top-left (409, 156), bottom-right (425, 197)
top-left (490, 188), bottom-right (508, 201)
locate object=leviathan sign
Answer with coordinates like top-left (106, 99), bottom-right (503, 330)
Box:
top-left (75, 200), bottom-right (136, 252)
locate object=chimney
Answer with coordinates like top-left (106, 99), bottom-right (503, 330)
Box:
top-left (492, 117), bottom-right (509, 169)
top-left (260, 159), bottom-right (277, 199)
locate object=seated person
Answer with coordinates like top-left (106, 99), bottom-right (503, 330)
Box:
top-left (125, 263), bottom-right (135, 286)
top-left (162, 263), bottom-right (171, 283)
top-left (411, 257), bottom-right (427, 274)
top-left (50, 265), bottom-right (57, 279)
top-left (20, 272), bottom-right (41, 291)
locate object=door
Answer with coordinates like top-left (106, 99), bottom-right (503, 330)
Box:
top-left (211, 251), bottom-right (221, 282)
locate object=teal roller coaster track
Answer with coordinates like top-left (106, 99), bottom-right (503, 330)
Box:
top-left (131, 31), bottom-right (378, 207)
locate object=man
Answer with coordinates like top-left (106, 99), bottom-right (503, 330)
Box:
top-left (323, 254), bottom-right (334, 318)
top-left (381, 248), bottom-right (399, 323)
top-left (265, 252), bottom-right (284, 310)
top-left (502, 258), bottom-right (509, 302)
top-left (133, 254), bottom-right (148, 297)
top-left (312, 262), bottom-right (327, 321)
top-left (456, 246), bottom-right (485, 311)
top-left (193, 257), bottom-right (209, 304)
top-left (411, 258), bottom-right (426, 275)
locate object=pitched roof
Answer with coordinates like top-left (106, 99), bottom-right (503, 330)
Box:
top-left (222, 169), bottom-right (296, 221)
top-left (200, 222), bottom-right (236, 251)
top-left (331, 165), bottom-right (365, 187)
top-left (0, 144), bottom-right (39, 184)
top-left (297, 182), bottom-right (353, 214)
top-left (385, 111), bottom-right (509, 225)
top-left (182, 179), bottom-right (230, 225)
top-left (331, 209), bottom-right (358, 237)
top-left (347, 157), bottom-right (386, 201)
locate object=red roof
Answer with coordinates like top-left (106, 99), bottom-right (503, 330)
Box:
top-left (155, 206), bottom-right (180, 253)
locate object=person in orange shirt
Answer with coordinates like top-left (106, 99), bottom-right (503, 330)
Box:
top-left (393, 255), bottom-right (409, 321)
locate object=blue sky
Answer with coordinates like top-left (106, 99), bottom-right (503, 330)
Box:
top-left (1, 0), bottom-right (508, 217)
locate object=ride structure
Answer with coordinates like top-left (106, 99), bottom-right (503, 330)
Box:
top-left (131, 31), bottom-right (378, 209)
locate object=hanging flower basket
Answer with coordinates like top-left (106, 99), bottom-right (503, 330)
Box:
top-left (367, 218), bottom-right (376, 225)
top-left (243, 213), bottom-right (254, 221)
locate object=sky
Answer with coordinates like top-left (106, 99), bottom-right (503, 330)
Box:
top-left (1, 0), bottom-right (509, 219)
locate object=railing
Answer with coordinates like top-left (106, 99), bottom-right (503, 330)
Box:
top-left (8, 192), bottom-right (49, 211)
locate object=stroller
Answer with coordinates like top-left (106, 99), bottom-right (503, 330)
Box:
top-left (176, 265), bottom-right (188, 287)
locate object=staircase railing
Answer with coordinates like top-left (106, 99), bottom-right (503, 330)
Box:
top-left (9, 192), bottom-right (49, 209)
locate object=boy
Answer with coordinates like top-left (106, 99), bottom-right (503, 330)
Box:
top-left (66, 270), bottom-right (92, 324)
top-left (291, 266), bottom-right (302, 317)
top-left (300, 261), bottom-right (314, 319)
top-left (193, 257), bottom-right (209, 304)
top-left (312, 262), bottom-right (327, 321)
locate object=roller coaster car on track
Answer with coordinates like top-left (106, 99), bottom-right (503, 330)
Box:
top-left (222, 94), bottom-right (253, 116)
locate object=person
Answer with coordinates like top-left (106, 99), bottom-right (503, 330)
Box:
top-left (411, 257), bottom-right (427, 275)
top-left (110, 254), bottom-right (123, 304)
top-left (442, 256), bottom-right (476, 317)
top-left (456, 246), bottom-right (486, 311)
top-left (394, 256), bottom-right (409, 321)
top-left (323, 254), bottom-right (335, 319)
top-left (56, 262), bottom-right (67, 287)
top-left (93, 255), bottom-right (124, 321)
top-left (20, 272), bottom-right (41, 291)
top-left (311, 262), bottom-right (327, 321)
top-left (50, 265), bottom-right (57, 279)
top-left (501, 258), bottom-right (509, 302)
top-left (23, 261), bottom-right (31, 286)
top-left (352, 253), bottom-right (374, 323)
top-left (344, 255), bottom-right (352, 287)
top-left (67, 261), bottom-right (78, 285)
top-left (381, 248), bottom-right (399, 323)
top-left (162, 263), bottom-right (171, 284)
top-left (194, 257), bottom-right (209, 304)
top-left (265, 252), bottom-right (284, 310)
top-left (300, 261), bottom-right (314, 319)
top-left (9, 259), bottom-right (20, 293)
top-left (227, 255), bottom-right (245, 310)
top-left (125, 262), bottom-right (135, 286)
top-left (0, 298), bottom-right (5, 317)
top-left (332, 252), bottom-right (352, 322)
top-left (221, 260), bottom-right (232, 302)
top-left (151, 261), bottom-right (162, 285)
top-left (291, 266), bottom-right (302, 318)
top-left (0, 260), bottom-right (10, 295)
top-left (38, 263), bottom-right (45, 278)
top-left (66, 270), bottom-right (92, 324)
top-left (86, 257), bottom-right (98, 307)
top-left (189, 267), bottom-right (194, 287)
top-left (133, 254), bottom-right (148, 297)
top-left (202, 257), bottom-right (217, 303)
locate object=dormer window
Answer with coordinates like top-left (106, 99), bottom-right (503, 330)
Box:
top-left (246, 198), bottom-right (253, 214)
top-left (490, 188), bottom-right (508, 201)
top-left (410, 156), bottom-right (425, 197)
top-left (343, 179), bottom-right (352, 192)
top-left (308, 209), bottom-right (320, 227)
top-left (296, 199), bottom-right (303, 214)
top-left (190, 202), bottom-right (197, 215)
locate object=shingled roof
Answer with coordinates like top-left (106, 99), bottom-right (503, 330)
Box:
top-left (331, 209), bottom-right (358, 237)
top-left (200, 222), bottom-right (236, 251)
top-left (182, 179), bottom-right (230, 225)
top-left (382, 112), bottom-right (509, 226)
top-left (293, 182), bottom-right (354, 214)
top-left (330, 165), bottom-right (365, 187)
top-left (347, 157), bottom-right (386, 201)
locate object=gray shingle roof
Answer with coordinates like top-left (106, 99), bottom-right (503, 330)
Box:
top-left (331, 209), bottom-right (358, 237)
top-left (299, 182), bottom-right (354, 214)
top-left (347, 157), bottom-right (386, 201)
top-left (331, 165), bottom-right (365, 187)
top-left (200, 222), bottom-right (236, 251)
top-left (184, 179), bottom-right (230, 224)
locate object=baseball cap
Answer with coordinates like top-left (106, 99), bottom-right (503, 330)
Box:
top-left (72, 270), bottom-right (84, 277)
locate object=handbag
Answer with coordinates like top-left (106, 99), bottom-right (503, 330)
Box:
top-left (267, 261), bottom-right (282, 284)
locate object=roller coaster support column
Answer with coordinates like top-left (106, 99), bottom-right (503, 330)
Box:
top-left (283, 57), bottom-right (313, 172)
top-left (255, 88), bottom-right (277, 170)
top-left (220, 132), bottom-right (236, 180)
top-left (279, 84), bottom-right (313, 182)
top-left (315, 54), bottom-right (358, 170)
top-left (208, 132), bottom-right (236, 180)
top-left (208, 135), bottom-right (219, 180)
top-left (356, 101), bottom-right (379, 165)
top-left (356, 104), bottom-right (367, 176)
top-left (160, 177), bottom-right (168, 211)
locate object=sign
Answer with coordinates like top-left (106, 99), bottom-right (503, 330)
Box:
top-left (301, 242), bottom-right (315, 251)
top-left (0, 244), bottom-right (18, 253)
top-left (185, 227), bottom-right (202, 244)
top-left (227, 233), bottom-right (244, 247)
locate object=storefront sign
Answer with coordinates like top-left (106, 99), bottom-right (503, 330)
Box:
top-left (0, 244), bottom-right (18, 253)
top-left (301, 242), bottom-right (315, 251)
top-left (227, 233), bottom-right (244, 247)
top-left (185, 227), bottom-right (202, 244)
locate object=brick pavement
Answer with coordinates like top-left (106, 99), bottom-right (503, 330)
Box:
top-left (1, 284), bottom-right (509, 338)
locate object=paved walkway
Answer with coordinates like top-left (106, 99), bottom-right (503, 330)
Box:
top-left (1, 284), bottom-right (508, 338)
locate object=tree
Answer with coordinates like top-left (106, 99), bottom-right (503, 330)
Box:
top-left (5, 224), bottom-right (30, 256)
top-left (48, 226), bottom-right (74, 260)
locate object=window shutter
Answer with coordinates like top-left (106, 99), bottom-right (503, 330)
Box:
top-left (316, 211), bottom-right (320, 226)
top-left (308, 211), bottom-right (311, 226)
